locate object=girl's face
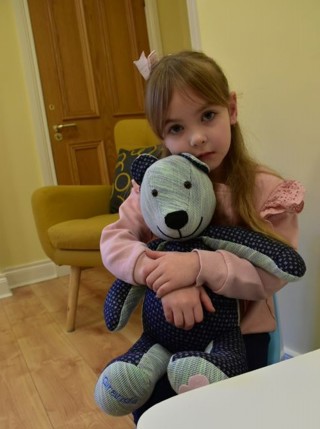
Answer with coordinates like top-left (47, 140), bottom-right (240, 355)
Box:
top-left (162, 88), bottom-right (237, 181)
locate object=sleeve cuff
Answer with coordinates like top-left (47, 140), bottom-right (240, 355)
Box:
top-left (192, 249), bottom-right (228, 292)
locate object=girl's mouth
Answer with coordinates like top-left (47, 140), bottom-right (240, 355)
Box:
top-left (198, 152), bottom-right (214, 160)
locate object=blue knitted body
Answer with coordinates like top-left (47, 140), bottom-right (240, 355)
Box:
top-left (96, 227), bottom-right (305, 416)
top-left (94, 153), bottom-right (306, 417)
top-left (107, 236), bottom-right (245, 361)
top-left (95, 235), bottom-right (247, 416)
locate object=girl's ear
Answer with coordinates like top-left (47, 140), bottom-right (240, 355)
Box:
top-left (229, 92), bottom-right (238, 125)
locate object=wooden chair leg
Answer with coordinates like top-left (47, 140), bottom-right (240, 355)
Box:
top-left (66, 266), bottom-right (82, 332)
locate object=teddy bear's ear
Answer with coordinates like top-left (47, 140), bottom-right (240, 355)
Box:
top-left (179, 153), bottom-right (210, 174)
top-left (131, 154), bottom-right (159, 185)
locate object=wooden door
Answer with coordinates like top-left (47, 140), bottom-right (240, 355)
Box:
top-left (27, 0), bottom-right (150, 185)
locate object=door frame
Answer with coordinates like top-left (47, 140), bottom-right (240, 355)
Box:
top-left (13, 0), bottom-right (200, 185)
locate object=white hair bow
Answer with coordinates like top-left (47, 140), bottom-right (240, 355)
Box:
top-left (133, 51), bottom-right (158, 80)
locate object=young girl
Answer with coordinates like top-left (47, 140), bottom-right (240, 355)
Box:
top-left (99, 51), bottom-right (304, 421)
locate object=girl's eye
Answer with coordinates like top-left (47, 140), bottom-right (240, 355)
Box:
top-left (168, 124), bottom-right (183, 135)
top-left (202, 111), bottom-right (215, 122)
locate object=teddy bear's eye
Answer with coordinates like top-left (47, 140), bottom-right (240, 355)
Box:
top-left (184, 181), bottom-right (192, 189)
top-left (152, 189), bottom-right (158, 197)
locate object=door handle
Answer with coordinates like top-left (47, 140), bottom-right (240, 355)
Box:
top-left (53, 123), bottom-right (77, 132)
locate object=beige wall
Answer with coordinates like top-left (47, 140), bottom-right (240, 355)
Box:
top-left (195, 0), bottom-right (320, 354)
top-left (0, 0), bottom-right (45, 274)
top-left (157, 0), bottom-right (191, 53)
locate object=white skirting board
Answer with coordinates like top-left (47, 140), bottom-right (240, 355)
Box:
top-left (0, 260), bottom-right (69, 299)
top-left (0, 275), bottom-right (12, 298)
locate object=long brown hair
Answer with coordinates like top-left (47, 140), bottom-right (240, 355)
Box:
top-left (145, 51), bottom-right (285, 243)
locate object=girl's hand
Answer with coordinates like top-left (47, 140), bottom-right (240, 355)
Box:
top-left (161, 286), bottom-right (215, 330)
top-left (133, 252), bottom-right (159, 286)
top-left (145, 249), bottom-right (200, 297)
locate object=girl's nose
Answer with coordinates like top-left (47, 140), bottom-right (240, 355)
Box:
top-left (190, 133), bottom-right (207, 147)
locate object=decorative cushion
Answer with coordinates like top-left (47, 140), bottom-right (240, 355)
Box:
top-left (110, 145), bottom-right (162, 213)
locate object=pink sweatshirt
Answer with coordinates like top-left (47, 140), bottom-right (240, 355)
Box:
top-left (100, 172), bottom-right (304, 334)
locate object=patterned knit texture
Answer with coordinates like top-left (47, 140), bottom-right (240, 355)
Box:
top-left (104, 282), bottom-right (145, 332)
top-left (100, 228), bottom-right (306, 416)
top-left (96, 153), bottom-right (306, 416)
top-left (203, 225), bottom-right (306, 280)
top-left (95, 344), bottom-right (170, 416)
top-left (99, 236), bottom-right (248, 416)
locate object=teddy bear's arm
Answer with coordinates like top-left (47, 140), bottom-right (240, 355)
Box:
top-left (202, 225), bottom-right (306, 282)
top-left (104, 280), bottom-right (146, 331)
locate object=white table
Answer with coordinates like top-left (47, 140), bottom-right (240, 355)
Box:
top-left (137, 349), bottom-right (320, 429)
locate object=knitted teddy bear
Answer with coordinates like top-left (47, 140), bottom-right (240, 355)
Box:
top-left (95, 153), bottom-right (306, 416)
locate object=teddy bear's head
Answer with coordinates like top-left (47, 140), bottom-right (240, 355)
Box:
top-left (131, 153), bottom-right (216, 241)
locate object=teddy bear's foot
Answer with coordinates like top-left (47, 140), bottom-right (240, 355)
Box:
top-left (95, 344), bottom-right (171, 416)
top-left (94, 361), bottom-right (153, 416)
top-left (167, 355), bottom-right (228, 394)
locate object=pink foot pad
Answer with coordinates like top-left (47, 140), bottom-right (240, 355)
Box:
top-left (178, 374), bottom-right (209, 394)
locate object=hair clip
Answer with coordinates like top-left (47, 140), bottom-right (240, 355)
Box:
top-left (133, 51), bottom-right (158, 80)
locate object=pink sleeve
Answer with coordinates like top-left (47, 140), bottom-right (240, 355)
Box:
top-left (260, 180), bottom-right (304, 249)
top-left (100, 182), bottom-right (153, 284)
top-left (195, 180), bottom-right (305, 300)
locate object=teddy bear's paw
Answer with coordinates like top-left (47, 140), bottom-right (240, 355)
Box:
top-left (178, 374), bottom-right (210, 394)
top-left (105, 282), bottom-right (145, 331)
top-left (94, 361), bottom-right (155, 416)
top-left (167, 356), bottom-right (228, 394)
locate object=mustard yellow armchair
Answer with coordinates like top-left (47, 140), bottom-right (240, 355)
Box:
top-left (31, 119), bottom-right (160, 332)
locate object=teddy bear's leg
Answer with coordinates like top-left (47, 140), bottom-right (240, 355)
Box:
top-left (167, 327), bottom-right (247, 394)
top-left (94, 334), bottom-right (171, 416)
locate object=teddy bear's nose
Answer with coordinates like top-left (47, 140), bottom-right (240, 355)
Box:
top-left (165, 210), bottom-right (188, 230)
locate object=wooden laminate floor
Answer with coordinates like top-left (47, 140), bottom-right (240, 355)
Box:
top-left (0, 267), bottom-right (142, 429)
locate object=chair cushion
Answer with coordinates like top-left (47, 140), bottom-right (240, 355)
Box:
top-left (110, 145), bottom-right (162, 213)
top-left (48, 213), bottom-right (119, 250)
